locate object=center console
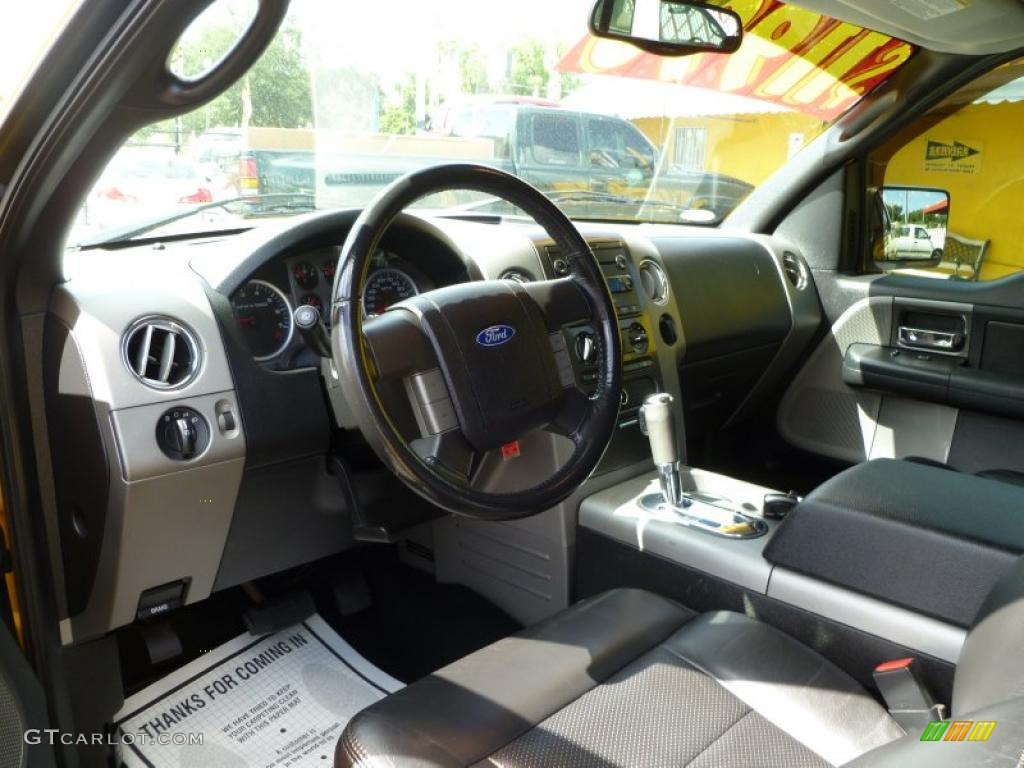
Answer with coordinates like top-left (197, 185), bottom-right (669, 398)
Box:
top-left (577, 401), bottom-right (981, 673)
top-left (542, 240), bottom-right (661, 473)
top-left (544, 240), bottom-right (658, 413)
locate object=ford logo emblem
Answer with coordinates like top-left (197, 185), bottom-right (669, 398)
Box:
top-left (476, 325), bottom-right (516, 347)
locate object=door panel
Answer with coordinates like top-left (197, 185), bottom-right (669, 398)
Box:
top-left (778, 296), bottom-right (889, 463)
top-left (782, 270), bottom-right (1024, 474)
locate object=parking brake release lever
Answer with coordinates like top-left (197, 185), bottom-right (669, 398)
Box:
top-left (639, 393), bottom-right (684, 507)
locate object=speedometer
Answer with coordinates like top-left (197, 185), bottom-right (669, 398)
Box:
top-left (231, 279), bottom-right (294, 361)
top-left (363, 268), bottom-right (419, 317)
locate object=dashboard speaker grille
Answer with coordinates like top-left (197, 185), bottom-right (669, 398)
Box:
top-left (122, 317), bottom-right (201, 389)
top-left (782, 252), bottom-right (808, 290)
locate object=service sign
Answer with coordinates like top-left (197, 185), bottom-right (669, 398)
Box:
top-left (557, 0), bottom-right (915, 121)
top-left (924, 138), bottom-right (984, 175)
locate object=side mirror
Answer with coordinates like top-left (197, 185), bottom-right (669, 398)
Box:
top-left (877, 187), bottom-right (950, 265)
top-left (589, 0), bottom-right (743, 56)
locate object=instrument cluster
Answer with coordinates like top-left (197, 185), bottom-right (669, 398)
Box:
top-left (229, 245), bottom-right (435, 367)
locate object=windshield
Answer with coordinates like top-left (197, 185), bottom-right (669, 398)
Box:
top-left (0, 0), bottom-right (81, 123)
top-left (69, 0), bottom-right (913, 245)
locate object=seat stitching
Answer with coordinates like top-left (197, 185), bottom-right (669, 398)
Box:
top-left (660, 638), bottom-right (735, 684)
top-left (661, 628), bottom-right (826, 692)
top-left (684, 709), bottom-right (760, 767)
top-left (661, 630), bottom-right (883, 764)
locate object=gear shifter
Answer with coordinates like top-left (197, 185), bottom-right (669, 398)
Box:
top-left (638, 392), bottom-right (768, 539)
top-left (639, 393), bottom-right (684, 506)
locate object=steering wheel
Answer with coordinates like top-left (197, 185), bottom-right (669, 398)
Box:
top-left (331, 164), bottom-right (622, 520)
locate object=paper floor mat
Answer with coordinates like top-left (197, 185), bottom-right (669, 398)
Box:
top-left (114, 613), bottom-right (403, 768)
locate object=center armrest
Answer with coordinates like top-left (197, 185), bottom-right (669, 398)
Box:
top-left (763, 458), bottom-right (1024, 627)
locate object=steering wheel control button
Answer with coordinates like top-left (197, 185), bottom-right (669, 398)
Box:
top-left (156, 406), bottom-right (210, 460)
top-left (409, 369), bottom-right (450, 406)
top-left (408, 369), bottom-right (459, 436)
top-left (422, 398), bottom-right (458, 435)
top-left (549, 332), bottom-right (575, 388)
top-left (501, 441), bottom-right (521, 460)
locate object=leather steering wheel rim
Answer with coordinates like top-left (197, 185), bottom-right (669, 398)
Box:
top-left (331, 163), bottom-right (622, 521)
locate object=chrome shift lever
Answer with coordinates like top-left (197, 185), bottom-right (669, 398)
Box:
top-left (639, 393), bottom-right (684, 507)
top-left (638, 392), bottom-right (768, 540)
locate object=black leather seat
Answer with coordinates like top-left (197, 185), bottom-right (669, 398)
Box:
top-left (337, 559), bottom-right (1024, 767)
top-left (335, 590), bottom-right (902, 767)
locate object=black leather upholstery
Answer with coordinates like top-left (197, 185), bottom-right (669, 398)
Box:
top-left (764, 458), bottom-right (1024, 626)
top-left (338, 589), bottom-right (691, 767)
top-left (954, 556), bottom-right (1024, 716)
top-left (849, 554), bottom-right (1024, 766)
top-left (336, 590), bottom-right (903, 767)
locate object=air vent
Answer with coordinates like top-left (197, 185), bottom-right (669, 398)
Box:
top-left (638, 259), bottom-right (669, 305)
top-left (782, 252), bottom-right (808, 290)
top-left (121, 317), bottom-right (201, 389)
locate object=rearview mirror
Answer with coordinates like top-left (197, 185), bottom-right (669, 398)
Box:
top-left (589, 0), bottom-right (743, 56)
top-left (877, 187), bottom-right (949, 266)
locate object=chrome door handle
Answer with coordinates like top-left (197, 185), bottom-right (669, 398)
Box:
top-left (898, 326), bottom-right (964, 352)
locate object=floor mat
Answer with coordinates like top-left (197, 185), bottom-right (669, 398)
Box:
top-left (114, 614), bottom-right (401, 768)
top-left (326, 550), bottom-right (522, 683)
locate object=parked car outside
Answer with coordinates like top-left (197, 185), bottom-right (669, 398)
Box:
top-left (80, 149), bottom-right (233, 235)
top-left (887, 224), bottom-right (943, 261)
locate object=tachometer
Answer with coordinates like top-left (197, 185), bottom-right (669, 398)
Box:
top-left (231, 279), bottom-right (294, 361)
top-left (363, 268), bottom-right (419, 317)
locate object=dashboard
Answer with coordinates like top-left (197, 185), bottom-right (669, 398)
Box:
top-left (47, 209), bottom-right (820, 643)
